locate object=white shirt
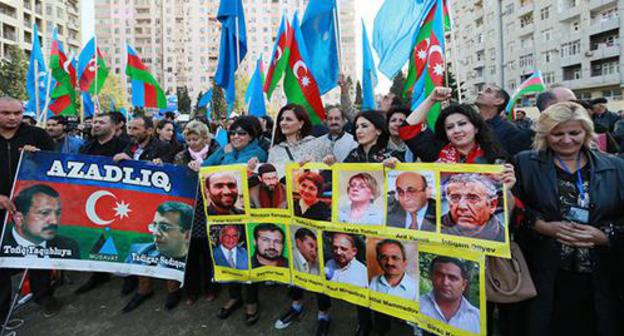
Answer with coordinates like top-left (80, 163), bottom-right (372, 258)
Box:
top-left (369, 273), bottom-right (418, 301)
top-left (325, 258), bottom-right (368, 288)
top-left (318, 132), bottom-right (358, 163)
top-left (419, 291), bottom-right (481, 334)
top-left (12, 227), bottom-right (47, 259)
top-left (220, 245), bottom-right (238, 268)
top-left (403, 203), bottom-right (429, 230)
top-left (293, 248), bottom-right (319, 275)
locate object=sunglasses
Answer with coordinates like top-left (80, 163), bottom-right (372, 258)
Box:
top-left (228, 130), bottom-right (249, 137)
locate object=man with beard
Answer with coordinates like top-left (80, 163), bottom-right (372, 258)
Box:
top-left (113, 116), bottom-right (172, 163)
top-left (205, 172), bottom-right (244, 215)
top-left (317, 107), bottom-right (357, 163)
top-left (251, 224), bottom-right (288, 268)
top-left (441, 173), bottom-right (505, 242)
top-left (79, 113), bottom-right (128, 157)
top-left (46, 116), bottom-right (83, 154)
top-left (325, 232), bottom-right (367, 288)
top-left (249, 163), bottom-right (287, 209)
top-left (420, 257), bottom-right (480, 334)
top-left (292, 227), bottom-right (319, 275)
top-left (0, 96), bottom-right (61, 321)
top-left (369, 240), bottom-right (417, 300)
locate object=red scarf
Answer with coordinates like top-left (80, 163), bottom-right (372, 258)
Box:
top-left (437, 143), bottom-right (484, 163)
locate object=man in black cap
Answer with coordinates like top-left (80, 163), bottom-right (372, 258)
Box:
top-left (249, 163), bottom-right (287, 209)
top-left (590, 97), bottom-right (619, 132)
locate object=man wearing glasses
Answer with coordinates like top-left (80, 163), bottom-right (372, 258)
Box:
top-left (441, 173), bottom-right (504, 242)
top-left (123, 201), bottom-right (193, 312)
top-left (387, 172), bottom-right (436, 231)
top-left (251, 223), bottom-right (288, 268)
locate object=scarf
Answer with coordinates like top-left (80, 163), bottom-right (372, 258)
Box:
top-left (188, 144), bottom-right (209, 163)
top-left (258, 183), bottom-right (286, 208)
top-left (437, 143), bottom-right (484, 163)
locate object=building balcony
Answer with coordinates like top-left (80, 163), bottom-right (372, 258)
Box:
top-left (587, 19), bottom-right (619, 36)
top-left (560, 53), bottom-right (582, 67)
top-left (559, 6), bottom-right (581, 22)
top-left (562, 73), bottom-right (620, 89)
top-left (517, 4), bottom-right (534, 17)
top-left (518, 23), bottom-right (534, 37)
top-left (589, 0), bottom-right (617, 11)
top-left (587, 43), bottom-right (620, 60)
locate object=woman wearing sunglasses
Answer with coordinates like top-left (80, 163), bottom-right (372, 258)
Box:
top-left (203, 116), bottom-right (267, 167)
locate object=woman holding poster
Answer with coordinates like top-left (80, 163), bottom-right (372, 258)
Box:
top-left (514, 102), bottom-right (624, 335)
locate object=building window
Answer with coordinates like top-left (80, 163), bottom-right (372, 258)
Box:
top-left (508, 80), bottom-right (516, 91)
top-left (563, 64), bottom-right (582, 80)
top-left (591, 58), bottom-right (620, 76)
top-left (519, 54), bottom-right (534, 67)
top-left (561, 40), bottom-right (581, 57)
top-left (489, 64), bottom-right (496, 74)
top-left (520, 13), bottom-right (534, 28)
top-left (542, 28), bottom-right (552, 41)
top-left (540, 6), bottom-right (550, 20)
top-left (544, 72), bottom-right (555, 84)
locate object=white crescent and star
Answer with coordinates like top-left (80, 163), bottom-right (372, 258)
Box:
top-left (293, 60), bottom-right (311, 87)
top-left (85, 190), bottom-right (132, 226)
top-left (273, 46), bottom-right (282, 65)
top-left (428, 45), bottom-right (445, 77)
top-left (87, 58), bottom-right (97, 72)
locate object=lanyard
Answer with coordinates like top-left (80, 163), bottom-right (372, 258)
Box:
top-left (557, 153), bottom-right (588, 207)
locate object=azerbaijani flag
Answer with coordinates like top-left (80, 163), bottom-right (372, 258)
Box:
top-left (403, 0), bottom-right (447, 129)
top-left (264, 15), bottom-right (291, 100)
top-left (505, 70), bottom-right (546, 118)
top-left (125, 44), bottom-right (167, 109)
top-left (283, 13), bottom-right (326, 125)
top-left (49, 28), bottom-right (77, 116)
top-left (78, 37), bottom-right (109, 95)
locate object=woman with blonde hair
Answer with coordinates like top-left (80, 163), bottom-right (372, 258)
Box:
top-left (514, 102), bottom-right (624, 335)
top-left (338, 173), bottom-right (383, 225)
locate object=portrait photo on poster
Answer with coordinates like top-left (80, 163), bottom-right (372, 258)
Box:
top-left (419, 252), bottom-right (481, 334)
top-left (248, 162), bottom-right (288, 210)
top-left (322, 231), bottom-right (368, 288)
top-left (125, 201), bottom-right (193, 271)
top-left (209, 224), bottom-right (249, 270)
top-left (291, 168), bottom-right (332, 222)
top-left (336, 170), bottom-right (385, 226)
top-left (247, 223), bottom-right (289, 269)
top-left (0, 183), bottom-right (80, 259)
top-left (440, 172), bottom-right (505, 242)
top-left (386, 170), bottom-right (437, 232)
top-left (366, 237), bottom-right (418, 301)
top-left (290, 225), bottom-right (321, 276)
top-left (202, 169), bottom-right (247, 217)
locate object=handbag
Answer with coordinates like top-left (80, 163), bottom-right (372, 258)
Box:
top-left (485, 241), bottom-right (537, 303)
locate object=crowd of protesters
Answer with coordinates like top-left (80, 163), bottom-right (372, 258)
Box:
top-left (1, 78), bottom-right (624, 336)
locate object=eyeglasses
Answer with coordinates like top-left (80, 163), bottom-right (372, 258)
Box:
top-left (446, 193), bottom-right (485, 204)
top-left (228, 130), bottom-right (248, 137)
top-left (148, 222), bottom-right (181, 234)
top-left (396, 187), bottom-right (426, 198)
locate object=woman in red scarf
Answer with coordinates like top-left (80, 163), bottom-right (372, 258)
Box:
top-left (400, 87), bottom-right (509, 165)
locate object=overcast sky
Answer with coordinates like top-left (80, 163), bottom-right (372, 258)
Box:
top-left (81, 0), bottom-right (392, 94)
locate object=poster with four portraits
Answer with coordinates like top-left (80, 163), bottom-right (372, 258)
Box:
top-left (199, 162), bottom-right (508, 336)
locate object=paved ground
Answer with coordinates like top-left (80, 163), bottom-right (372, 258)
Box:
top-left (7, 272), bottom-right (414, 336)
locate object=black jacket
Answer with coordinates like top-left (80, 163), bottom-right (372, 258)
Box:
top-left (343, 144), bottom-right (404, 163)
top-left (0, 125), bottom-right (53, 198)
top-left (486, 115), bottom-right (534, 157)
top-left (513, 149), bottom-right (624, 335)
top-left (123, 137), bottom-right (173, 163)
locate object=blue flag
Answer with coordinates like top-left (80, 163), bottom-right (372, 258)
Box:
top-left (214, 127), bottom-right (228, 147)
top-left (300, 0), bottom-right (339, 95)
top-left (82, 92), bottom-right (95, 118)
top-left (198, 89), bottom-right (213, 120)
top-left (26, 24), bottom-right (48, 116)
top-left (361, 20), bottom-right (378, 111)
top-left (373, 0), bottom-right (435, 79)
top-left (214, 0), bottom-right (247, 114)
top-left (245, 57), bottom-right (267, 117)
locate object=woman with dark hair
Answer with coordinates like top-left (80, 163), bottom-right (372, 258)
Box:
top-left (293, 171), bottom-right (331, 221)
top-left (386, 107), bottom-right (415, 161)
top-left (343, 111), bottom-right (404, 163)
top-left (401, 88), bottom-right (508, 164)
top-left (204, 116), bottom-right (267, 166)
top-left (155, 119), bottom-right (182, 157)
top-left (267, 104), bottom-right (332, 165)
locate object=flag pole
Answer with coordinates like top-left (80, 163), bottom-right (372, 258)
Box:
top-left (234, 1), bottom-right (242, 115)
top-left (34, 60), bottom-right (41, 123)
top-left (40, 24), bottom-right (57, 126)
top-left (449, 29), bottom-right (462, 103)
top-left (333, 1), bottom-right (344, 73)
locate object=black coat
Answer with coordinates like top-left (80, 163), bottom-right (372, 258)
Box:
top-left (513, 149), bottom-right (624, 335)
top-left (123, 137), bottom-right (173, 163)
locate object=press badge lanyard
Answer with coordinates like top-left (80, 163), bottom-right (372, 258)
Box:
top-left (557, 153), bottom-right (588, 207)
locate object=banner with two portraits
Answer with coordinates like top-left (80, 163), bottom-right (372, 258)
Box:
top-left (200, 162), bottom-right (509, 336)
